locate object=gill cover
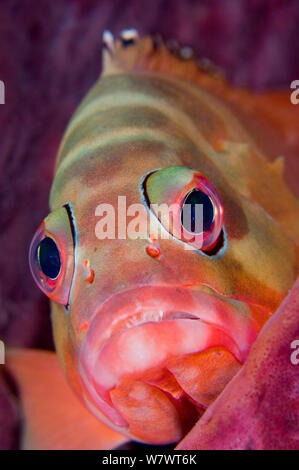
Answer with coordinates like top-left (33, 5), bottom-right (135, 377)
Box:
top-left (29, 206), bottom-right (75, 305)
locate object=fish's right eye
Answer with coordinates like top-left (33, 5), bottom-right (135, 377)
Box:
top-left (29, 206), bottom-right (75, 305)
top-left (37, 237), bottom-right (61, 279)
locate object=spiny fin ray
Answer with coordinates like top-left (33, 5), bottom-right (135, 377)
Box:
top-left (101, 30), bottom-right (225, 89)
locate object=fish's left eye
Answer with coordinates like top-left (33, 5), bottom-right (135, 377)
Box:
top-left (29, 206), bottom-right (75, 305)
top-left (181, 189), bottom-right (215, 233)
top-left (143, 166), bottom-right (224, 252)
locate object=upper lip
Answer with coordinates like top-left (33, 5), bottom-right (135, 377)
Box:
top-left (108, 309), bottom-right (199, 337)
top-left (79, 284), bottom-right (259, 357)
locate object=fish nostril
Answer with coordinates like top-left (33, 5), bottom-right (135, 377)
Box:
top-left (145, 244), bottom-right (161, 258)
top-left (82, 259), bottom-right (95, 284)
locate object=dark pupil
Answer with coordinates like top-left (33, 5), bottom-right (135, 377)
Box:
top-left (181, 189), bottom-right (214, 233)
top-left (37, 237), bottom-right (61, 279)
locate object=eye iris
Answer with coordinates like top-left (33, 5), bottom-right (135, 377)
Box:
top-left (181, 189), bottom-right (214, 233)
top-left (37, 237), bottom-right (61, 279)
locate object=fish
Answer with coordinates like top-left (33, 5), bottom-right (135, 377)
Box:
top-left (5, 30), bottom-right (299, 449)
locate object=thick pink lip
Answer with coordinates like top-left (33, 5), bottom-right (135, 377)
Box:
top-left (78, 285), bottom-right (259, 427)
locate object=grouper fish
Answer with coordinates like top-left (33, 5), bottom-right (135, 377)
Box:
top-left (5, 30), bottom-right (299, 449)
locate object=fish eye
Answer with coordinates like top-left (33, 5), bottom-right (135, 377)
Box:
top-left (181, 189), bottom-right (215, 234)
top-left (37, 237), bottom-right (61, 279)
top-left (29, 205), bottom-right (75, 305)
top-left (143, 166), bottom-right (224, 253)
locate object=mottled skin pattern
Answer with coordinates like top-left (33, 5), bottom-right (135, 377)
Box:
top-left (35, 37), bottom-right (298, 445)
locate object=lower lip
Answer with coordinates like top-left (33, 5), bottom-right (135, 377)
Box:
top-left (78, 287), bottom-right (258, 427)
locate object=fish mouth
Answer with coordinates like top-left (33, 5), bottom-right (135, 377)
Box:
top-left (78, 285), bottom-right (259, 439)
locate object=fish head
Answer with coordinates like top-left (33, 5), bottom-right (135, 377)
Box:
top-left (29, 153), bottom-right (298, 444)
